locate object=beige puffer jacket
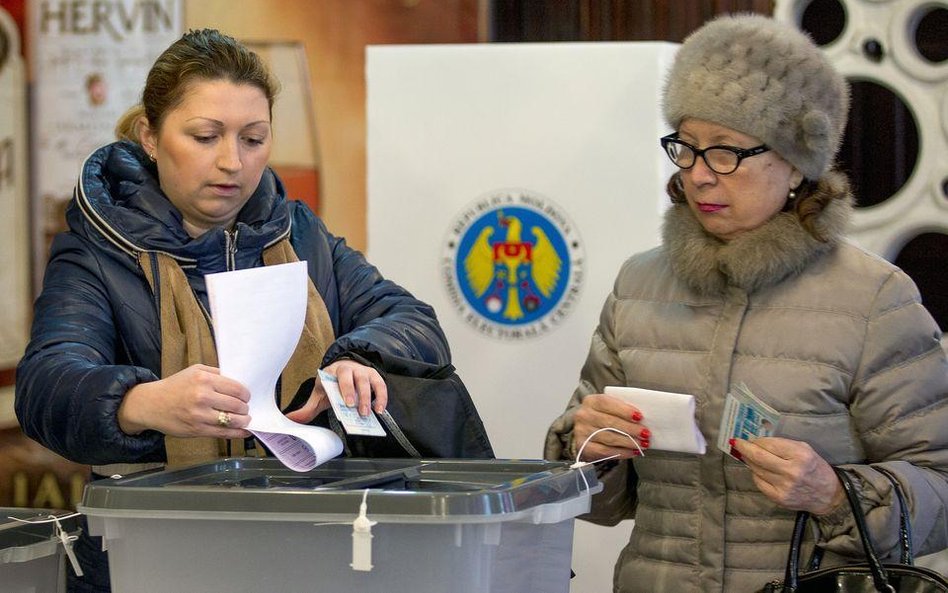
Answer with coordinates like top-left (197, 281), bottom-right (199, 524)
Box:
top-left (545, 173), bottom-right (948, 593)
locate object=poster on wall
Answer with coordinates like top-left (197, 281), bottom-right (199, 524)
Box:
top-left (3, 0), bottom-right (182, 512)
top-left (29, 0), bottom-right (182, 289)
top-left (0, 6), bottom-right (29, 370)
top-left (1, 3), bottom-right (88, 512)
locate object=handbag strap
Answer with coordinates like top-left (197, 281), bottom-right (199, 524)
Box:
top-left (804, 467), bottom-right (915, 572)
top-left (781, 468), bottom-right (894, 592)
top-left (780, 510), bottom-right (812, 592)
top-left (832, 466), bottom-right (894, 593)
top-left (875, 466), bottom-right (915, 565)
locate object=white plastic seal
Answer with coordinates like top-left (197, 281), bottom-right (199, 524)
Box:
top-left (351, 489), bottom-right (378, 572)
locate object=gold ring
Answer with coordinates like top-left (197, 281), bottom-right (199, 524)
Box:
top-left (217, 410), bottom-right (232, 428)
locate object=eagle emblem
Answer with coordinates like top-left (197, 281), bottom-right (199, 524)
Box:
top-left (462, 209), bottom-right (564, 321)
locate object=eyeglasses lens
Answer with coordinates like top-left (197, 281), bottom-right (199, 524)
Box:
top-left (705, 149), bottom-right (739, 174)
top-left (665, 141), bottom-right (693, 168)
top-left (664, 138), bottom-right (741, 175)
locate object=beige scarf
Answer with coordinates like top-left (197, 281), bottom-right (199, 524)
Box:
top-left (139, 237), bottom-right (336, 467)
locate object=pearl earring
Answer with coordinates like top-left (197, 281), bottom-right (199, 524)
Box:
top-left (788, 189), bottom-right (797, 200)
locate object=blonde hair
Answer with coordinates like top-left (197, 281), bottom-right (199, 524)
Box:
top-left (115, 104), bottom-right (146, 142)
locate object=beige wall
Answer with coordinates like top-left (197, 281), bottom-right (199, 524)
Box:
top-left (186, 0), bottom-right (481, 251)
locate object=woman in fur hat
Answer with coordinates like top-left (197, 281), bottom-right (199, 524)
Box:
top-left (545, 14), bottom-right (947, 592)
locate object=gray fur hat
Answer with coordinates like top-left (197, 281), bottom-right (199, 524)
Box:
top-left (663, 14), bottom-right (849, 180)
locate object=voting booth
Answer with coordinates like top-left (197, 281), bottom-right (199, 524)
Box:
top-left (79, 458), bottom-right (599, 593)
top-left (366, 42), bottom-right (678, 591)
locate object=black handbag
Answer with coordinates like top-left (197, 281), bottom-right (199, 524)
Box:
top-left (761, 466), bottom-right (948, 593)
top-left (288, 350), bottom-right (495, 459)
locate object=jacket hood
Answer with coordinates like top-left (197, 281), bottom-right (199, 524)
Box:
top-left (662, 170), bottom-right (854, 296)
top-left (68, 140), bottom-right (291, 271)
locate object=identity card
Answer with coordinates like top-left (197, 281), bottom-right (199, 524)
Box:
top-left (717, 383), bottom-right (781, 461)
top-left (318, 369), bottom-right (387, 437)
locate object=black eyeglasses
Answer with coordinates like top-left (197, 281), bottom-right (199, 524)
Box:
top-left (660, 133), bottom-right (770, 175)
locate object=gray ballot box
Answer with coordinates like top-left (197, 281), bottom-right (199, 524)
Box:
top-left (78, 457), bottom-right (601, 593)
top-left (1, 508), bottom-right (79, 593)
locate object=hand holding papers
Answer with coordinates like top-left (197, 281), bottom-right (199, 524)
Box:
top-left (206, 262), bottom-right (343, 472)
top-left (604, 386), bottom-right (707, 454)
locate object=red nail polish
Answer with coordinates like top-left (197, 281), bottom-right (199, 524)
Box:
top-left (728, 438), bottom-right (736, 447)
top-left (632, 411), bottom-right (643, 422)
top-left (640, 429), bottom-right (651, 440)
top-left (640, 441), bottom-right (650, 449)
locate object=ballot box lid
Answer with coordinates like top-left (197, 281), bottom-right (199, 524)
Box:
top-left (78, 457), bottom-right (599, 524)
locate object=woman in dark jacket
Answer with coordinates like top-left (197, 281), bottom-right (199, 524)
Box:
top-left (15, 29), bottom-right (449, 592)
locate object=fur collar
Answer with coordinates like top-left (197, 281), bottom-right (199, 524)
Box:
top-left (662, 172), bottom-right (854, 296)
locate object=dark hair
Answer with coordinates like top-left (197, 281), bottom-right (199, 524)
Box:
top-left (115, 29), bottom-right (279, 141)
top-left (665, 171), bottom-right (850, 242)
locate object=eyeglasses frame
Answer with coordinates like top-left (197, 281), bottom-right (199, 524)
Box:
top-left (660, 133), bottom-right (771, 175)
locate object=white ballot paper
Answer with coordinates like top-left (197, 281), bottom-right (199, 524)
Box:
top-left (604, 386), bottom-right (707, 454)
top-left (206, 261), bottom-right (344, 472)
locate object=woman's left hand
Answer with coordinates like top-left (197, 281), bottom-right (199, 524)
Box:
top-left (731, 437), bottom-right (845, 515)
top-left (284, 360), bottom-right (388, 425)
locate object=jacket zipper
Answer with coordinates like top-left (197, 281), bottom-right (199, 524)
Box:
top-left (211, 228), bottom-right (240, 343)
top-left (225, 228), bottom-right (239, 271)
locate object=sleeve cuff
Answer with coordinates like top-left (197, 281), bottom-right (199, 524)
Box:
top-left (815, 497), bottom-right (852, 526)
top-left (564, 432), bottom-right (578, 461)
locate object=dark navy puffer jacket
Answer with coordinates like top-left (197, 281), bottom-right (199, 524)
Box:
top-left (17, 140), bottom-right (450, 592)
top-left (15, 140), bottom-right (450, 467)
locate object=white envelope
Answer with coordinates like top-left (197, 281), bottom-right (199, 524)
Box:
top-left (604, 386), bottom-right (707, 454)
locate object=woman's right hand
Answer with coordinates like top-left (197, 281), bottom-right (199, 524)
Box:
top-left (572, 393), bottom-right (650, 461)
top-left (117, 364), bottom-right (252, 439)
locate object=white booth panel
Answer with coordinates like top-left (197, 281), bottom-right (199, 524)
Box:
top-left (367, 41), bottom-right (678, 593)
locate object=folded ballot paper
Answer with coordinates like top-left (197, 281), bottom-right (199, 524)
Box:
top-left (604, 386), bottom-right (707, 454)
top-left (206, 261), bottom-right (344, 472)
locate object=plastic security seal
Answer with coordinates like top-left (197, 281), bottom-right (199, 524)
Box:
top-left (52, 514), bottom-right (83, 577)
top-left (5, 512), bottom-right (83, 576)
top-left (351, 489), bottom-right (377, 571)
